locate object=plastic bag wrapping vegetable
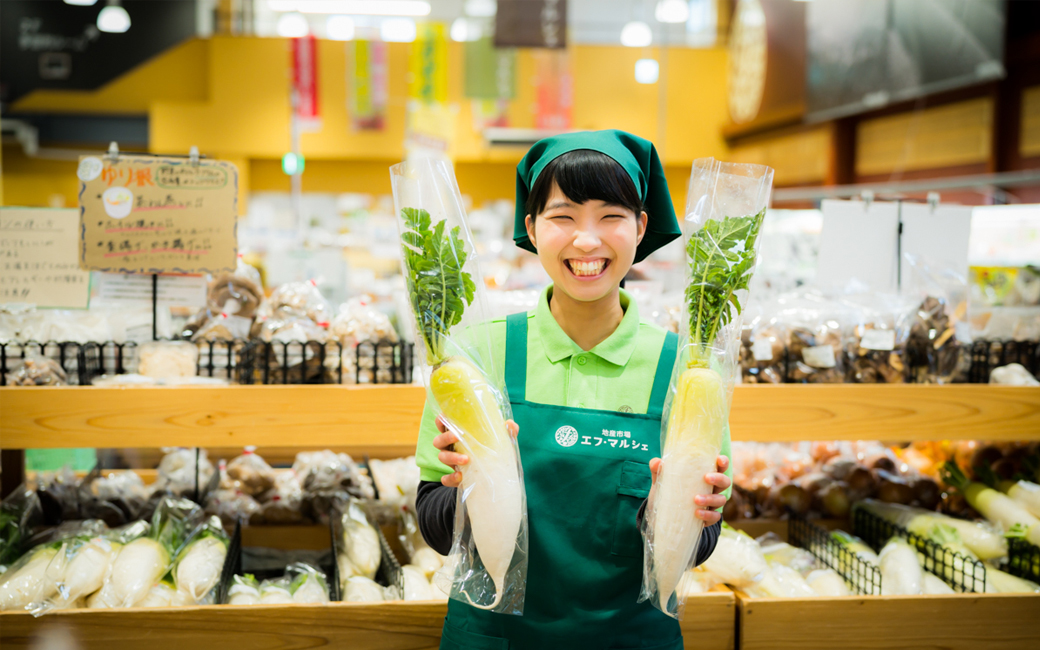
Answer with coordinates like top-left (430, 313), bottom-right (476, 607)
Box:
top-left (335, 499), bottom-right (381, 582)
top-left (903, 254), bottom-right (970, 384)
top-left (840, 291), bottom-right (916, 384)
top-left (227, 574), bottom-right (261, 605)
top-left (172, 515), bottom-right (229, 604)
top-left (391, 158), bottom-right (528, 615)
top-left (343, 575), bottom-right (386, 602)
top-left (856, 499), bottom-right (1007, 561)
top-left (287, 562), bottom-right (330, 604)
top-left (154, 448), bottom-right (215, 498)
top-left (1, 487), bottom-right (42, 566)
top-left (269, 280), bottom-right (331, 325)
top-left (640, 158), bottom-right (772, 618)
top-left (226, 447), bottom-right (276, 497)
top-left (259, 576), bottom-right (294, 604)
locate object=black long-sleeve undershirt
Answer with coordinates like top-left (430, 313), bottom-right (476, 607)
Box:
top-left (416, 480), bottom-right (722, 566)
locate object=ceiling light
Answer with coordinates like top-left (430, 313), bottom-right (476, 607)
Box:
top-left (277, 11), bottom-right (310, 37)
top-left (96, 1), bottom-right (131, 33)
top-left (635, 58), bottom-right (659, 84)
top-left (268, 0), bottom-right (430, 16)
top-left (463, 0), bottom-right (496, 17)
top-left (655, 0), bottom-right (689, 23)
top-left (326, 15), bottom-right (355, 40)
top-left (380, 17), bottom-right (416, 42)
top-left (450, 17), bottom-right (480, 42)
top-left (64, 0), bottom-right (99, 6)
top-left (620, 21), bottom-right (652, 47)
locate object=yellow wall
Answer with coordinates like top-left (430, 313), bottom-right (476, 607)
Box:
top-left (5, 36), bottom-right (732, 210)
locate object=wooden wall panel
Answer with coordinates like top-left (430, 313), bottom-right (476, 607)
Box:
top-left (855, 98), bottom-right (993, 177)
top-left (728, 126), bottom-right (830, 186)
top-left (1021, 85), bottom-right (1040, 157)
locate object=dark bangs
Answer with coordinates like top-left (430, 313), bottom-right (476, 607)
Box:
top-left (525, 149), bottom-right (643, 218)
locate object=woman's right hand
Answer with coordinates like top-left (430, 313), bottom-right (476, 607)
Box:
top-left (432, 415), bottom-right (519, 488)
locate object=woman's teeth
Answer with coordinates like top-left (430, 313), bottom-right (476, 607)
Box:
top-left (568, 259), bottom-right (607, 277)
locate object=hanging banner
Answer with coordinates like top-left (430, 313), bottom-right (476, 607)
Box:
top-left (405, 101), bottom-right (456, 156)
top-left (533, 49), bottom-right (572, 130)
top-left (495, 0), bottom-right (567, 49)
top-left (77, 154), bottom-right (239, 274)
top-left (0, 208), bottom-right (91, 308)
top-left (408, 22), bottom-right (448, 104)
top-left (348, 40), bottom-right (388, 131)
top-left (465, 37), bottom-right (516, 100)
top-left (292, 35), bottom-right (321, 130)
top-left (472, 98), bottom-right (510, 130)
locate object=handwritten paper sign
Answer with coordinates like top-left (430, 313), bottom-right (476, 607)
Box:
top-left (0, 208), bottom-right (91, 308)
top-left (78, 154), bottom-right (238, 274)
top-left (95, 272), bottom-right (207, 307)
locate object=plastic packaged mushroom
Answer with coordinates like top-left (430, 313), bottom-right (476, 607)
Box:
top-left (641, 158), bottom-right (772, 618)
top-left (774, 293), bottom-right (848, 384)
top-left (903, 254), bottom-right (969, 384)
top-left (5, 354), bottom-right (68, 386)
top-left (739, 304), bottom-right (785, 384)
top-left (842, 293), bottom-right (916, 384)
top-left (392, 157), bottom-right (528, 615)
top-left (226, 447), bottom-right (276, 497)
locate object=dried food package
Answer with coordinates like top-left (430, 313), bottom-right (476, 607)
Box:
top-left (739, 300), bottom-right (784, 384)
top-left (137, 342), bottom-right (198, 379)
top-left (904, 255), bottom-right (970, 383)
top-left (392, 157), bottom-right (528, 615)
top-left (269, 280), bottom-right (331, 324)
top-left (5, 354), bottom-right (67, 386)
top-left (774, 293), bottom-right (849, 383)
top-left (842, 293), bottom-right (916, 383)
top-left (226, 448), bottom-right (275, 497)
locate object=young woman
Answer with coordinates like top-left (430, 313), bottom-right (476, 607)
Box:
top-left (415, 130), bottom-right (732, 649)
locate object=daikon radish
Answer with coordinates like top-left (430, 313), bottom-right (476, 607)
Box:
top-left (998, 479), bottom-right (1040, 518)
top-left (227, 574), bottom-right (260, 605)
top-left (340, 501), bottom-right (380, 580)
top-left (858, 499), bottom-right (1007, 561)
top-left (700, 526), bottom-right (767, 588)
top-left (983, 564), bottom-right (1040, 593)
top-left (259, 578), bottom-right (293, 605)
top-left (942, 463), bottom-right (1040, 546)
top-left (343, 576), bottom-right (384, 602)
top-left (173, 527), bottom-right (227, 603)
top-left (922, 573), bottom-right (954, 594)
top-left (402, 564), bottom-right (435, 600)
top-left (139, 582), bottom-right (176, 607)
top-left (410, 547), bottom-right (444, 579)
top-left (42, 537), bottom-right (120, 611)
top-left (879, 538), bottom-right (923, 595)
top-left (397, 202), bottom-right (526, 612)
top-left (288, 563), bottom-right (329, 604)
top-left (0, 547), bottom-right (59, 611)
top-left (806, 569), bottom-right (850, 597)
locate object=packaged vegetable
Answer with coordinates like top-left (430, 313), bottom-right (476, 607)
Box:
top-left (878, 537), bottom-right (923, 595)
top-left (173, 516), bottom-right (229, 604)
top-left (269, 280), bottom-right (331, 324)
top-left (259, 577), bottom-right (294, 604)
top-left (903, 255), bottom-right (969, 384)
top-left (806, 569), bottom-right (850, 596)
top-left (401, 564), bottom-right (435, 600)
top-left (154, 448), bottom-right (215, 498)
top-left (342, 575), bottom-right (384, 602)
top-left (138, 581), bottom-right (177, 607)
top-left (641, 158), bottom-right (772, 618)
top-left (337, 500), bottom-right (381, 580)
top-left (287, 562), bottom-right (329, 604)
top-left (0, 546), bottom-right (60, 611)
top-left (739, 303), bottom-right (785, 384)
top-left (744, 561), bottom-right (817, 598)
top-left (226, 447), bottom-right (275, 497)
top-left (700, 526), bottom-right (768, 588)
top-left (33, 534), bottom-right (121, 614)
top-left (856, 499), bottom-right (1007, 561)
top-left (227, 574), bottom-right (261, 605)
top-left (137, 341), bottom-right (198, 379)
top-left (392, 158), bottom-right (528, 615)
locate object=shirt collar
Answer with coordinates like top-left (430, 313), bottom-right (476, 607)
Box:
top-left (533, 285), bottom-right (641, 367)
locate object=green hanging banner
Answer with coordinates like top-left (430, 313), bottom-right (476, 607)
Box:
top-left (464, 36), bottom-right (516, 100)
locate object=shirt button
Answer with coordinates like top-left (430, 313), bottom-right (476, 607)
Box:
top-left (576, 355), bottom-right (587, 366)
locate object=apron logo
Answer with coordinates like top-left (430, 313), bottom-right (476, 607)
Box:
top-left (555, 425), bottom-right (579, 447)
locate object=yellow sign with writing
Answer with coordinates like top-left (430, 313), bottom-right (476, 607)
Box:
top-left (1, 208), bottom-right (91, 308)
top-left (408, 22), bottom-right (448, 104)
top-left (77, 154), bottom-right (239, 274)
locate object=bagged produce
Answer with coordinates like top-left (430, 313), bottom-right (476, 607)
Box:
top-left (774, 292), bottom-right (850, 383)
top-left (287, 562), bottom-right (329, 604)
top-left (401, 564), bottom-right (435, 600)
top-left (0, 546), bottom-right (60, 611)
top-left (259, 576), bottom-right (294, 604)
top-left (138, 581), bottom-right (177, 607)
top-left (336, 499), bottom-right (381, 581)
top-left (0, 487), bottom-right (42, 566)
top-left (392, 158), bottom-right (528, 615)
top-left (154, 448), bottom-right (215, 498)
top-left (227, 574), bottom-right (261, 605)
top-left (5, 354), bottom-right (68, 386)
top-left (739, 301), bottom-right (785, 384)
top-left (856, 499), bottom-right (1007, 561)
top-left (269, 280), bottom-right (331, 324)
top-left (700, 525), bottom-right (768, 588)
top-left (342, 575), bottom-right (385, 602)
top-left (33, 533), bottom-right (121, 614)
top-left (137, 341), bottom-right (198, 379)
top-left (173, 516), bottom-right (229, 604)
top-left (841, 292), bottom-right (916, 383)
top-left (806, 569), bottom-right (850, 596)
top-left (903, 255), bottom-right (969, 384)
top-left (641, 158), bottom-right (772, 618)
top-left (226, 447), bottom-right (276, 497)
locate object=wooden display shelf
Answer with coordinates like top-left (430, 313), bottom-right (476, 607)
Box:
top-left (2, 384), bottom-right (1038, 451)
top-left (0, 591), bottom-right (736, 650)
top-left (734, 591), bottom-right (1040, 650)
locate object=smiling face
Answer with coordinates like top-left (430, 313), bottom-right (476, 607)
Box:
top-left (526, 182), bottom-right (647, 303)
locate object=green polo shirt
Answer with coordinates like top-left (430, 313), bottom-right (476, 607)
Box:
top-left (415, 285), bottom-right (733, 499)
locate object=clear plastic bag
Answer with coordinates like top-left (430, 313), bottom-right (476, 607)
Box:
top-left (137, 341), bottom-right (198, 379)
top-left (641, 158), bottom-right (772, 618)
top-left (286, 561), bottom-right (330, 603)
top-left (335, 499), bottom-right (381, 581)
top-left (5, 354), bottom-right (67, 386)
top-left (841, 292), bottom-right (916, 384)
top-left (391, 158), bottom-right (528, 615)
top-left (0, 487), bottom-right (43, 566)
top-left (269, 280), bottom-right (331, 325)
top-left (775, 292), bottom-right (849, 384)
top-left (226, 447), bottom-right (275, 497)
top-left (154, 448), bottom-right (214, 497)
top-left (904, 254), bottom-right (969, 384)
top-left (226, 574), bottom-right (261, 605)
top-left (739, 300), bottom-right (784, 384)
top-left (172, 515), bottom-right (229, 604)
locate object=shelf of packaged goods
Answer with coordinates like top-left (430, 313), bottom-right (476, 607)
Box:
top-left (734, 591), bottom-right (1040, 650)
top-left (1, 384), bottom-right (1038, 452)
top-left (0, 591), bottom-right (736, 650)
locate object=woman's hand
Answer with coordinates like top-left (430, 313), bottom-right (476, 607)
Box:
top-left (648, 455), bottom-right (731, 526)
top-left (433, 415), bottom-right (519, 488)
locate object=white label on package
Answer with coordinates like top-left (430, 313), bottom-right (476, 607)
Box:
top-left (861, 329), bottom-right (896, 351)
top-left (802, 345), bottom-right (836, 369)
top-left (752, 337), bottom-right (774, 361)
top-left (96, 273), bottom-right (207, 307)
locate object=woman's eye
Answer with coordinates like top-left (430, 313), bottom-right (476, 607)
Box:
top-left (602, 214), bottom-right (625, 220)
top-left (548, 215), bottom-right (573, 221)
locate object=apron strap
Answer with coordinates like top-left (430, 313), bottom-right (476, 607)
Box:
top-left (505, 312), bottom-right (529, 402)
top-left (647, 331), bottom-right (678, 420)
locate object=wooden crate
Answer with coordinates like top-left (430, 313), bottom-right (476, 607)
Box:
top-left (0, 591), bottom-right (735, 650)
top-left (735, 592), bottom-right (1040, 650)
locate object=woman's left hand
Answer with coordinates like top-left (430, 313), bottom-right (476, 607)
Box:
top-left (648, 455), bottom-right (731, 526)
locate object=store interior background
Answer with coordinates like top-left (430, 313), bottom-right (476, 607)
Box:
top-left (2, 0), bottom-right (1038, 320)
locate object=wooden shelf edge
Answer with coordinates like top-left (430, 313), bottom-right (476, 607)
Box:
top-left (2, 384), bottom-right (1037, 450)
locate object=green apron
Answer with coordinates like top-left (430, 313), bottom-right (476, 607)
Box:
top-left (440, 312), bottom-right (682, 650)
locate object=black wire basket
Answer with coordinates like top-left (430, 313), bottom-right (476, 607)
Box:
top-left (237, 340), bottom-right (412, 385)
top-left (0, 341), bottom-right (101, 386)
top-left (1006, 537), bottom-right (1040, 584)
top-left (852, 504), bottom-right (987, 593)
top-left (968, 340), bottom-right (1040, 383)
top-left (788, 517), bottom-right (882, 595)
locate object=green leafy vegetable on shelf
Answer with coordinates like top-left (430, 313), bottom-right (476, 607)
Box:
top-left (400, 207), bottom-right (477, 366)
top-left (685, 209), bottom-right (765, 367)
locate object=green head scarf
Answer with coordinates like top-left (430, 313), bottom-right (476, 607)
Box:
top-left (513, 129), bottom-right (681, 263)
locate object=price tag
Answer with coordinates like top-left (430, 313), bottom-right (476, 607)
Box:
top-left (861, 329), bottom-right (896, 351)
top-left (802, 344), bottom-right (836, 369)
top-left (752, 336), bottom-right (774, 361)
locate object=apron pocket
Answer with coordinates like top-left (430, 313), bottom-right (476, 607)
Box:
top-left (611, 461), bottom-right (651, 557)
top-left (441, 622), bottom-right (510, 650)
